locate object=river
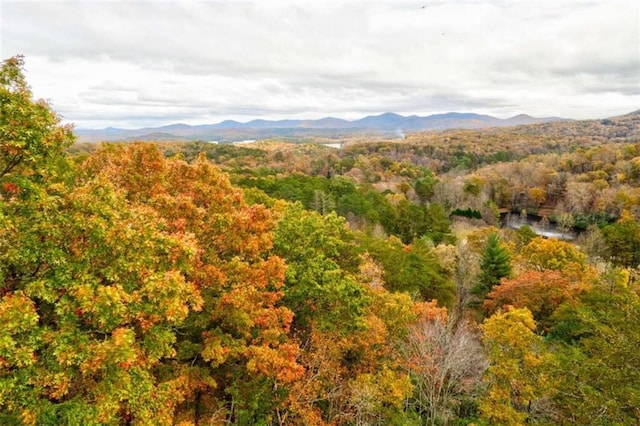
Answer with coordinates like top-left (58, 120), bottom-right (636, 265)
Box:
top-left (503, 215), bottom-right (578, 241)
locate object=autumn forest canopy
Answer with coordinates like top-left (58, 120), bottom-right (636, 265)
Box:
top-left (1, 56), bottom-right (640, 425)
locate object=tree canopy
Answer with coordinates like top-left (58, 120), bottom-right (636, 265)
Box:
top-left (2, 55), bottom-right (640, 425)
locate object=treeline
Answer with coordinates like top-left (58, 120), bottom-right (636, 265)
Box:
top-left (72, 115), bottom-right (640, 233)
top-left (2, 56), bottom-right (640, 425)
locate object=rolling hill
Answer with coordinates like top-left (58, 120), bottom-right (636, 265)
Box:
top-left (75, 111), bottom-right (569, 142)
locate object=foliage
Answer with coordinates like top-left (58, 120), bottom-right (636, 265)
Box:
top-left (548, 280), bottom-right (640, 424)
top-left (0, 176), bottom-right (205, 423)
top-left (272, 202), bottom-right (366, 333)
top-left (519, 236), bottom-right (587, 272)
top-left (280, 273), bottom-right (424, 424)
top-left (514, 225), bottom-right (537, 247)
top-left (472, 233), bottom-right (512, 299)
top-left (601, 210), bottom-right (640, 269)
top-left (414, 173), bottom-right (438, 203)
top-left (79, 144), bottom-right (303, 423)
top-left (0, 56), bottom-right (74, 182)
top-left (451, 207), bottom-right (482, 219)
top-left (403, 315), bottom-right (485, 425)
top-left (483, 270), bottom-right (589, 332)
top-left (4, 54), bottom-right (640, 425)
top-left (479, 308), bottom-right (557, 425)
top-left (362, 236), bottom-right (456, 308)
top-left (383, 199), bottom-right (454, 245)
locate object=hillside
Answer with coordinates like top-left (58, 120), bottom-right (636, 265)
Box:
top-left (74, 111), bottom-right (569, 142)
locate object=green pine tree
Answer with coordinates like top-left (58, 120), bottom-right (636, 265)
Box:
top-left (473, 233), bottom-right (512, 299)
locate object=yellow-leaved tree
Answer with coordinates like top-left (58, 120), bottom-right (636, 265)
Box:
top-left (479, 307), bottom-right (557, 425)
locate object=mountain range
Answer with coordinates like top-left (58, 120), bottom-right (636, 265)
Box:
top-left (75, 112), bottom-right (569, 143)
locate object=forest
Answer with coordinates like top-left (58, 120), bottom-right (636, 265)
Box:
top-left (2, 55), bottom-right (640, 425)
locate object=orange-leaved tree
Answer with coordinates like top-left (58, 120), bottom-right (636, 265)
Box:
top-left (80, 143), bottom-right (303, 424)
top-left (1, 175), bottom-right (204, 424)
top-left (483, 270), bottom-right (590, 332)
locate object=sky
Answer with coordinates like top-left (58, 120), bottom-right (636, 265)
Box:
top-left (1, 0), bottom-right (639, 129)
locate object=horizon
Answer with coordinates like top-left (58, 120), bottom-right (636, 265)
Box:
top-left (76, 109), bottom-right (579, 131)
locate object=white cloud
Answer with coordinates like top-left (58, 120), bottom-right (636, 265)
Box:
top-left (1, 0), bottom-right (638, 128)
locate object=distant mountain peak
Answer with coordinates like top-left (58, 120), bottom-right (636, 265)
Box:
top-left (74, 111), bottom-right (577, 142)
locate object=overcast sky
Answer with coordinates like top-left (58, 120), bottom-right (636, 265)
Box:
top-left (1, 0), bottom-right (639, 129)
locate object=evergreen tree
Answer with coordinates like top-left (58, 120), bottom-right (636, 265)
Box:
top-left (473, 233), bottom-right (512, 299)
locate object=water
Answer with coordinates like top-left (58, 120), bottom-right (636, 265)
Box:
top-left (505, 216), bottom-right (578, 241)
top-left (323, 143), bottom-right (343, 149)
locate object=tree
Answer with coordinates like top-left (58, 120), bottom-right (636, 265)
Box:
top-left (479, 308), bottom-right (557, 425)
top-left (393, 198), bottom-right (426, 244)
top-left (77, 144), bottom-right (303, 423)
top-left (519, 236), bottom-right (587, 273)
top-left (577, 224), bottom-right (608, 265)
top-left (423, 203), bottom-right (455, 245)
top-left (403, 315), bottom-right (485, 425)
top-left (549, 279), bottom-right (640, 424)
top-left (279, 257), bottom-right (421, 425)
top-left (0, 176), bottom-right (205, 424)
top-left (0, 56), bottom-right (73, 182)
top-left (363, 235), bottom-right (456, 308)
top-left (483, 270), bottom-right (588, 332)
top-left (472, 233), bottom-right (512, 299)
top-left (602, 210), bottom-right (640, 271)
top-left (528, 186), bottom-right (547, 207)
top-left (514, 225), bottom-right (537, 248)
top-left (272, 202), bottom-right (366, 333)
top-left (310, 189), bottom-right (336, 215)
top-left (414, 174), bottom-right (437, 204)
